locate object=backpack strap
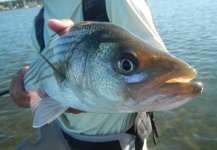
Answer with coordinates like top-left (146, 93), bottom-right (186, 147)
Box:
top-left (35, 0), bottom-right (109, 52)
top-left (82, 0), bottom-right (109, 22)
top-left (35, 7), bottom-right (45, 52)
top-left (149, 112), bottom-right (161, 145)
top-left (133, 112), bottom-right (161, 148)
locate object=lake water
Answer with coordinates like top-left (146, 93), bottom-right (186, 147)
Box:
top-left (0, 0), bottom-right (216, 149)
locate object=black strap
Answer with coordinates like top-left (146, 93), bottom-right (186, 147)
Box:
top-left (126, 126), bottom-right (143, 150)
top-left (82, 0), bottom-right (109, 22)
top-left (133, 112), bottom-right (152, 150)
top-left (62, 131), bottom-right (122, 150)
top-left (149, 112), bottom-right (161, 145)
top-left (132, 112), bottom-right (161, 148)
top-left (35, 7), bottom-right (45, 52)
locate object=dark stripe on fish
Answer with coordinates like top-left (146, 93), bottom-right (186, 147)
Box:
top-left (39, 74), bottom-right (54, 82)
top-left (32, 73), bottom-right (53, 85)
top-left (24, 65), bottom-right (51, 85)
top-left (25, 49), bottom-right (52, 79)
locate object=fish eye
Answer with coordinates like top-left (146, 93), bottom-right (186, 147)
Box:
top-left (114, 51), bottom-right (138, 75)
top-left (118, 59), bottom-right (134, 72)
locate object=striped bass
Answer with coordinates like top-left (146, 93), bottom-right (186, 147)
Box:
top-left (24, 22), bottom-right (202, 128)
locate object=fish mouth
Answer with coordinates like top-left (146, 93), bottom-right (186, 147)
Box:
top-left (162, 67), bottom-right (203, 98)
top-left (127, 67), bottom-right (203, 111)
top-left (150, 67), bottom-right (203, 98)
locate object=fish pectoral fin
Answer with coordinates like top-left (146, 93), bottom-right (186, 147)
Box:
top-left (32, 97), bottom-right (68, 128)
top-left (26, 90), bottom-right (44, 115)
top-left (30, 88), bottom-right (50, 115)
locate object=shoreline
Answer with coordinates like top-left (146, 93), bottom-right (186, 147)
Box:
top-left (0, 5), bottom-right (42, 12)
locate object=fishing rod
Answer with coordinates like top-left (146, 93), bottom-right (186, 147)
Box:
top-left (0, 89), bottom-right (9, 96)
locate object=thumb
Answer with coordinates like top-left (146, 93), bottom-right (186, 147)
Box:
top-left (47, 19), bottom-right (74, 33)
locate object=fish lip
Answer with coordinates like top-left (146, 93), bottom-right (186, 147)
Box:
top-left (143, 82), bottom-right (203, 112)
top-left (159, 82), bottom-right (203, 96)
top-left (145, 66), bottom-right (198, 90)
top-left (151, 67), bottom-right (201, 94)
top-left (164, 67), bottom-right (197, 84)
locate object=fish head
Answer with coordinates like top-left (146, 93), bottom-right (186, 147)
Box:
top-left (115, 44), bottom-right (203, 112)
top-left (57, 22), bottom-right (203, 113)
top-left (103, 24), bottom-right (203, 112)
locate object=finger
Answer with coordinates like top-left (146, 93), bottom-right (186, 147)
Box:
top-left (47, 19), bottom-right (74, 33)
top-left (37, 88), bottom-right (49, 99)
top-left (13, 91), bottom-right (31, 108)
top-left (19, 66), bottom-right (29, 90)
top-left (10, 66), bottom-right (29, 95)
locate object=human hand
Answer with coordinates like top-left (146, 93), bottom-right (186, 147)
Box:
top-left (10, 66), bottom-right (39, 108)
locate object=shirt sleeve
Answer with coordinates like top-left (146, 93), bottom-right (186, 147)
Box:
top-left (105, 0), bottom-right (167, 52)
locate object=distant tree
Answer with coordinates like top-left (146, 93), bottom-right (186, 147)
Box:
top-left (36, 0), bottom-right (43, 5)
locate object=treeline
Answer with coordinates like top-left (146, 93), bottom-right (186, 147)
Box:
top-left (0, 0), bottom-right (43, 10)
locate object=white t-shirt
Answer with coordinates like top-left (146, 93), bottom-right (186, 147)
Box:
top-left (31, 0), bottom-right (167, 136)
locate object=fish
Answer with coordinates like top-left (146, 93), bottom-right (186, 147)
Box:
top-left (24, 21), bottom-right (203, 128)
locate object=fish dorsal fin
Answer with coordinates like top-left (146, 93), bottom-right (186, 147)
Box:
top-left (29, 44), bottom-right (65, 80)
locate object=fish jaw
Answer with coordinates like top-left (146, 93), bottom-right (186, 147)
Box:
top-left (127, 82), bottom-right (202, 112)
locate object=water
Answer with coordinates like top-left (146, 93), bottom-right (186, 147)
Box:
top-left (147, 0), bottom-right (217, 149)
top-left (0, 7), bottom-right (39, 149)
top-left (0, 0), bottom-right (216, 149)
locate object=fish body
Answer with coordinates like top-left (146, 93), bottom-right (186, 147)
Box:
top-left (24, 22), bottom-right (202, 128)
